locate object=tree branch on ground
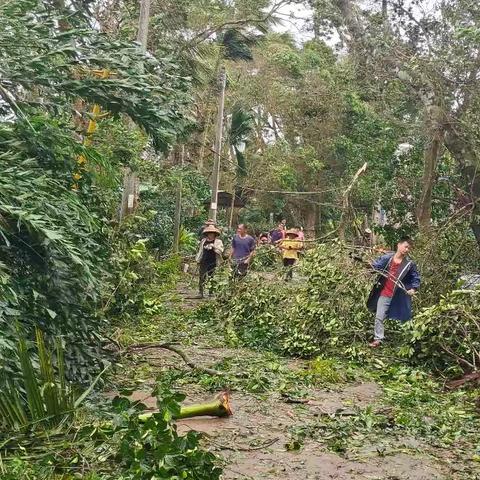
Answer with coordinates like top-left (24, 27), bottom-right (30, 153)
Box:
top-left (126, 342), bottom-right (227, 377)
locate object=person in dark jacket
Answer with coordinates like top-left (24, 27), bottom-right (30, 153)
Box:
top-left (196, 225), bottom-right (224, 298)
top-left (367, 236), bottom-right (420, 348)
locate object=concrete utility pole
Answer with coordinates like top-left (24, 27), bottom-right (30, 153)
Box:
top-left (209, 66), bottom-right (227, 222)
top-left (173, 145), bottom-right (184, 253)
top-left (120, 0), bottom-right (151, 221)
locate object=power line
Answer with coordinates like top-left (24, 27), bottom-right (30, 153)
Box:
top-left (242, 186), bottom-right (341, 195)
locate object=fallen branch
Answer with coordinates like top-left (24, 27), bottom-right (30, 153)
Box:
top-left (139, 391), bottom-right (233, 421)
top-left (445, 371), bottom-right (480, 390)
top-left (338, 162), bottom-right (368, 240)
top-left (281, 393), bottom-right (311, 404)
top-left (127, 342), bottom-right (226, 377)
top-left (213, 437), bottom-right (279, 452)
top-left (440, 343), bottom-right (476, 371)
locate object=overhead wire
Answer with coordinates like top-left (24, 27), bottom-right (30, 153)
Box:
top-left (191, 140), bottom-right (346, 208)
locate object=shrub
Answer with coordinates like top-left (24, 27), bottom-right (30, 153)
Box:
top-left (0, 142), bottom-right (110, 383)
top-left (250, 244), bottom-right (279, 271)
top-left (286, 243), bottom-right (372, 356)
top-left (0, 385), bottom-right (222, 480)
top-left (216, 273), bottom-right (290, 350)
top-left (413, 222), bottom-right (480, 307)
top-left (400, 288), bottom-right (480, 377)
top-left (110, 387), bottom-right (222, 480)
top-left (216, 243), bottom-right (372, 358)
top-left (106, 240), bottom-right (181, 322)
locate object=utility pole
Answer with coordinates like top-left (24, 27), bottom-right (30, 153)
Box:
top-left (120, 0), bottom-right (150, 221)
top-left (209, 66), bottom-right (227, 222)
top-left (173, 145), bottom-right (184, 253)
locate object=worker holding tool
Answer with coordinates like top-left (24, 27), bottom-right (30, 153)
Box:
top-left (367, 236), bottom-right (420, 347)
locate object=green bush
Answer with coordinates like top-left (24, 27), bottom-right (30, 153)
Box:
top-left (0, 137), bottom-right (110, 383)
top-left (400, 289), bottom-right (480, 377)
top-left (250, 244), bottom-right (279, 271)
top-left (0, 385), bottom-right (222, 479)
top-left (110, 388), bottom-right (222, 480)
top-left (217, 273), bottom-right (290, 350)
top-left (286, 244), bottom-right (372, 356)
top-left (106, 240), bottom-right (181, 322)
top-left (216, 243), bottom-right (372, 358)
top-left (0, 0), bottom-right (192, 387)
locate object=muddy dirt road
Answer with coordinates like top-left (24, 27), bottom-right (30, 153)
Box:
top-left (113, 281), bottom-right (477, 480)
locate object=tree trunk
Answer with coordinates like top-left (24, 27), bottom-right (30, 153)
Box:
top-left (382, 0), bottom-right (388, 20)
top-left (416, 106), bottom-right (445, 231)
top-left (119, 0), bottom-right (150, 222)
top-left (445, 126), bottom-right (480, 248)
top-left (52, 0), bottom-right (70, 31)
top-left (138, 391), bottom-right (232, 421)
top-left (335, 0), bottom-right (363, 47)
top-left (308, 0), bottom-right (321, 39)
top-left (119, 167), bottom-right (138, 220)
top-left (173, 146), bottom-right (184, 253)
top-left (304, 201), bottom-right (317, 239)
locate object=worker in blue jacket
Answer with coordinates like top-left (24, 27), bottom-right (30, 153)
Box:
top-left (367, 236), bottom-right (421, 347)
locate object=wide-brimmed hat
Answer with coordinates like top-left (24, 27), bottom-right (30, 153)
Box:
top-left (285, 229), bottom-right (299, 237)
top-left (203, 225), bottom-right (220, 235)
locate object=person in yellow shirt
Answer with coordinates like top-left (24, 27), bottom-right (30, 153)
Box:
top-left (278, 229), bottom-right (303, 281)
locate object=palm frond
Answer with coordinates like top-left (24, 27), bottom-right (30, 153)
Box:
top-left (229, 104), bottom-right (255, 178)
top-left (0, 328), bottom-right (74, 431)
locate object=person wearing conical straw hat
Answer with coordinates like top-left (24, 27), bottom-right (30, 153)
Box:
top-left (197, 218), bottom-right (217, 240)
top-left (196, 224), bottom-right (224, 298)
top-left (278, 229), bottom-right (302, 281)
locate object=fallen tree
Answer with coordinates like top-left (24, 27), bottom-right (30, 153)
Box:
top-left (139, 391), bottom-right (233, 421)
top-left (400, 289), bottom-right (480, 377)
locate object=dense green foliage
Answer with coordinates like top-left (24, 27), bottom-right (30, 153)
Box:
top-left (0, 125), bottom-right (109, 382)
top-left (108, 390), bottom-right (221, 480)
top-left (216, 242), bottom-right (480, 379)
top-left (0, 0), bottom-right (192, 383)
top-left (0, 329), bottom-right (73, 430)
top-left (0, 385), bottom-right (221, 479)
top-left (401, 289), bottom-right (480, 376)
top-left (2, 0), bottom-right (480, 478)
top-left (217, 244), bottom-right (372, 358)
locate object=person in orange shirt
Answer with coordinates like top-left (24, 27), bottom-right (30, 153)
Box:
top-left (278, 229), bottom-right (303, 281)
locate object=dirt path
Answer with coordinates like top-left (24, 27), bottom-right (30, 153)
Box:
top-left (115, 280), bottom-right (473, 480)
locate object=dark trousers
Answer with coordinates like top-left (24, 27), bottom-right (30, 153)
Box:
top-left (199, 262), bottom-right (216, 296)
top-left (232, 261), bottom-right (249, 279)
top-left (283, 258), bottom-right (296, 281)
